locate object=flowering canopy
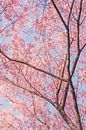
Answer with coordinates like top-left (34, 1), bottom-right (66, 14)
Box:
top-left (0, 0), bottom-right (86, 130)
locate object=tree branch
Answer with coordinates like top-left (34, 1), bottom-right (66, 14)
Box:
top-left (77, 0), bottom-right (83, 52)
top-left (69, 80), bottom-right (83, 130)
top-left (0, 49), bottom-right (68, 82)
top-left (68, 0), bottom-right (75, 25)
top-left (62, 83), bottom-right (69, 110)
top-left (78, 0), bottom-right (83, 22)
top-left (56, 54), bottom-right (67, 105)
top-left (51, 0), bottom-right (68, 30)
top-left (71, 43), bottom-right (86, 77)
top-left (3, 62), bottom-right (78, 130)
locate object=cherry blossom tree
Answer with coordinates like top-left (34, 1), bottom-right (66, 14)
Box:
top-left (0, 0), bottom-right (86, 130)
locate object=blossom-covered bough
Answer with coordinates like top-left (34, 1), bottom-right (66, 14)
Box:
top-left (0, 0), bottom-right (86, 130)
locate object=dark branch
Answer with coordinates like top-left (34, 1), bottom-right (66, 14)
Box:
top-left (71, 43), bottom-right (86, 76)
top-left (80, 44), bottom-right (86, 51)
top-left (0, 49), bottom-right (68, 82)
top-left (78, 0), bottom-right (83, 22)
top-left (70, 80), bottom-right (83, 130)
top-left (68, 0), bottom-right (75, 25)
top-left (56, 54), bottom-right (67, 105)
top-left (51, 0), bottom-right (68, 30)
top-left (62, 83), bottom-right (69, 110)
top-left (77, 0), bottom-right (83, 52)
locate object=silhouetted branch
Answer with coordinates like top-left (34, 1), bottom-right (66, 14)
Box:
top-left (68, 0), bottom-right (75, 25)
top-left (56, 54), bottom-right (67, 105)
top-left (0, 49), bottom-right (68, 82)
top-left (62, 83), bottom-right (69, 109)
top-left (51, 0), bottom-right (68, 30)
top-left (77, 0), bottom-right (83, 52)
top-left (69, 80), bottom-right (83, 130)
top-left (71, 43), bottom-right (86, 77)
